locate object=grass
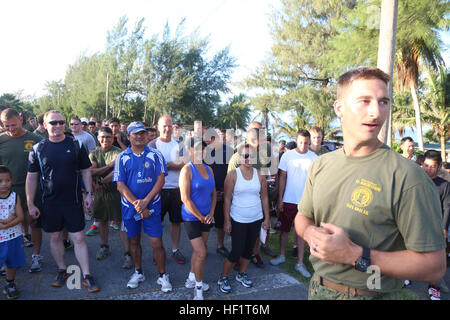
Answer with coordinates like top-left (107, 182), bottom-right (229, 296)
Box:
top-left (263, 226), bottom-right (421, 300)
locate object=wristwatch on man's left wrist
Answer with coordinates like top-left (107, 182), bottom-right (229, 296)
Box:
top-left (354, 246), bottom-right (371, 272)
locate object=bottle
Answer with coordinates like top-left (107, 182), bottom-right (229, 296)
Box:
top-left (134, 209), bottom-right (154, 221)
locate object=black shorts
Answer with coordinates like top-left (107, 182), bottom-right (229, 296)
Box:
top-left (213, 200), bottom-right (225, 229)
top-left (41, 202), bottom-right (85, 233)
top-left (160, 188), bottom-right (183, 223)
top-left (184, 220), bottom-right (212, 240)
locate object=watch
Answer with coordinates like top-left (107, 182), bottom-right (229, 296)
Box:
top-left (354, 246), bottom-right (371, 272)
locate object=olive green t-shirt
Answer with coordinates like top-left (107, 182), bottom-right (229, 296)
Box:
top-left (89, 146), bottom-right (122, 193)
top-left (298, 144), bottom-right (446, 293)
top-left (0, 131), bottom-right (43, 186)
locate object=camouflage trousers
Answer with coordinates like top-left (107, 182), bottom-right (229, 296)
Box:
top-left (308, 274), bottom-right (386, 300)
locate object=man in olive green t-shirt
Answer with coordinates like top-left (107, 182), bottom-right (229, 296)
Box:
top-left (295, 67), bottom-right (446, 300)
top-left (0, 108), bottom-right (44, 272)
top-left (88, 127), bottom-right (131, 268)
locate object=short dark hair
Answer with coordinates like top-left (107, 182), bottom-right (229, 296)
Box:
top-left (400, 137), bottom-right (414, 145)
top-left (443, 162), bottom-right (450, 170)
top-left (1, 108), bottom-right (20, 120)
top-left (109, 117), bottom-right (120, 125)
top-left (296, 129), bottom-right (311, 139)
top-left (415, 154), bottom-right (425, 166)
top-left (424, 150), bottom-right (442, 166)
top-left (88, 121), bottom-right (96, 126)
top-left (37, 114), bottom-right (45, 125)
top-left (148, 127), bottom-right (157, 133)
top-left (98, 126), bottom-right (113, 135)
top-left (337, 67), bottom-right (390, 100)
top-left (0, 165), bottom-right (12, 178)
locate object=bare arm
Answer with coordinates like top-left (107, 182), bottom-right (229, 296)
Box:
top-left (0, 195), bottom-right (24, 230)
top-left (223, 170), bottom-right (236, 233)
top-left (259, 172), bottom-right (271, 230)
top-left (25, 172), bottom-right (40, 219)
top-left (277, 169), bottom-right (287, 213)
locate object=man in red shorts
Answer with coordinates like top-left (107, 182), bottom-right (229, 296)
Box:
top-left (270, 130), bottom-right (317, 278)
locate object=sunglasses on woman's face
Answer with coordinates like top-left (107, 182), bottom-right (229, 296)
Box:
top-left (48, 120), bottom-right (66, 126)
top-left (244, 153), bottom-right (256, 159)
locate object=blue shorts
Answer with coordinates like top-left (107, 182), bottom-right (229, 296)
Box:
top-left (123, 213), bottom-right (163, 238)
top-left (0, 236), bottom-right (26, 269)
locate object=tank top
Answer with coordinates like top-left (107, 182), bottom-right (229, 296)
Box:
top-left (230, 168), bottom-right (263, 223)
top-left (0, 192), bottom-right (22, 243)
top-left (181, 162), bottom-right (215, 221)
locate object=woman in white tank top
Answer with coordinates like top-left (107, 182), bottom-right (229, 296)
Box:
top-left (217, 144), bottom-right (270, 294)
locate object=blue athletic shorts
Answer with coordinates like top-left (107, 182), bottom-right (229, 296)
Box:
top-left (0, 236), bottom-right (26, 269)
top-left (123, 213), bottom-right (163, 238)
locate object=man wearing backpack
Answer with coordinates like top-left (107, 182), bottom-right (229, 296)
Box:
top-left (25, 110), bottom-right (100, 293)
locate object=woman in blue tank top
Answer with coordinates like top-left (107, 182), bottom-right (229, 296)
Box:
top-left (179, 138), bottom-right (216, 300)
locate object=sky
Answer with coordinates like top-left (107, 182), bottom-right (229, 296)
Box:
top-left (0, 0), bottom-right (278, 99)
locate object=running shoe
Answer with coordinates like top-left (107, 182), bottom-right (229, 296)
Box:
top-left (270, 255), bottom-right (286, 266)
top-left (157, 273), bottom-right (172, 292)
top-left (127, 271), bottom-right (145, 289)
top-left (260, 245), bottom-right (277, 258)
top-left (110, 221), bottom-right (119, 230)
top-left (122, 254), bottom-right (133, 269)
top-left (82, 274), bottom-right (100, 293)
top-left (251, 254), bottom-right (265, 268)
top-left (172, 249), bottom-right (186, 264)
top-left (63, 240), bottom-right (73, 250)
top-left (29, 254), bottom-right (43, 273)
top-left (294, 263), bottom-right (311, 278)
top-left (193, 286), bottom-right (204, 300)
top-left (85, 225), bottom-right (99, 236)
top-left (3, 282), bottom-right (19, 299)
top-left (428, 285), bottom-right (441, 300)
top-left (185, 278), bottom-right (210, 291)
top-left (218, 276), bottom-right (232, 294)
top-left (96, 245), bottom-right (110, 260)
top-left (23, 234), bottom-right (34, 248)
top-left (236, 272), bottom-right (253, 288)
top-left (51, 269), bottom-right (69, 287)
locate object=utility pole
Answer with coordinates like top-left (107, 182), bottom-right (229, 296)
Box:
top-left (105, 71), bottom-right (110, 119)
top-left (376, 0), bottom-right (398, 147)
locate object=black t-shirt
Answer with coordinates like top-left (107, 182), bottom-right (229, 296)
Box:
top-left (28, 137), bottom-right (91, 204)
top-left (432, 176), bottom-right (450, 230)
top-left (206, 143), bottom-right (234, 192)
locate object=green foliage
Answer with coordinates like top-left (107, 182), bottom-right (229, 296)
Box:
top-left (215, 94), bottom-right (251, 130)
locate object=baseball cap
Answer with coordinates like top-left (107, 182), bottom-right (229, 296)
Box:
top-left (127, 121), bottom-right (147, 134)
top-left (80, 117), bottom-right (89, 124)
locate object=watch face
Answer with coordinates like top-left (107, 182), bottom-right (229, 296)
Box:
top-left (356, 258), bottom-right (370, 272)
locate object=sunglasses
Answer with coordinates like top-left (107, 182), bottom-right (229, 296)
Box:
top-left (244, 153), bottom-right (256, 159)
top-left (70, 122), bottom-right (80, 126)
top-left (48, 120), bottom-right (66, 126)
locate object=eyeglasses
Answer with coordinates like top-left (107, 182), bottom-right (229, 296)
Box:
top-left (48, 120), bottom-right (66, 126)
top-left (244, 153), bottom-right (256, 159)
top-left (70, 122), bottom-right (80, 126)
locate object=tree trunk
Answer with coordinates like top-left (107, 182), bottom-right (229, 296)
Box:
top-left (105, 72), bottom-right (110, 119)
top-left (410, 84), bottom-right (424, 151)
top-left (441, 133), bottom-right (447, 162)
top-left (377, 0), bottom-right (398, 147)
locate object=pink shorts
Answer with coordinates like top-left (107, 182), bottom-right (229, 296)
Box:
top-left (275, 203), bottom-right (298, 233)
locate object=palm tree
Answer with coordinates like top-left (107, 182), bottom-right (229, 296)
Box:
top-left (215, 94), bottom-right (251, 130)
top-left (421, 66), bottom-right (450, 161)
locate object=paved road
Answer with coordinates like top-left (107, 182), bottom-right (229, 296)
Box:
top-left (2, 215), bottom-right (449, 301)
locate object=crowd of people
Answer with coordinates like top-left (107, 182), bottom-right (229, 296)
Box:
top-left (0, 67), bottom-right (449, 301)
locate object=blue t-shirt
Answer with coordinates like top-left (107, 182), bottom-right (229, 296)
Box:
top-left (113, 146), bottom-right (167, 220)
top-left (27, 137), bottom-right (91, 204)
top-left (181, 162), bottom-right (215, 222)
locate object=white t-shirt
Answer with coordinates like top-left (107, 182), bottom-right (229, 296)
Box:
top-left (155, 138), bottom-right (180, 189)
top-left (73, 131), bottom-right (97, 152)
top-left (278, 149), bottom-right (317, 205)
top-left (0, 192), bottom-right (22, 243)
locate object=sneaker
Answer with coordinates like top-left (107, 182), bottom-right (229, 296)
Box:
top-left (260, 245), bottom-right (277, 258)
top-left (428, 285), bottom-right (441, 300)
top-left (110, 221), bottom-right (119, 230)
top-left (82, 274), bottom-right (100, 293)
top-left (85, 225), bottom-right (99, 236)
top-left (403, 280), bottom-right (411, 287)
top-left (23, 234), bottom-right (34, 248)
top-left (251, 254), bottom-right (265, 268)
top-left (193, 286), bottom-right (204, 300)
top-left (127, 271), bottom-right (145, 289)
top-left (216, 247), bottom-right (230, 258)
top-left (29, 254), bottom-right (43, 273)
top-left (122, 254), bottom-right (133, 269)
top-left (172, 249), bottom-right (186, 264)
top-left (292, 247), bottom-right (298, 258)
top-left (270, 255), bottom-right (286, 266)
top-left (96, 245), bottom-right (110, 260)
top-left (157, 273), bottom-right (172, 292)
top-left (63, 240), bottom-right (73, 250)
top-left (3, 282), bottom-right (19, 299)
top-left (218, 276), bottom-right (232, 294)
top-left (51, 269), bottom-right (69, 287)
top-left (294, 263), bottom-right (311, 278)
top-left (185, 278), bottom-right (210, 291)
top-left (236, 272), bottom-right (253, 288)
top-left (233, 261), bottom-right (241, 272)
top-left (269, 227), bottom-right (276, 234)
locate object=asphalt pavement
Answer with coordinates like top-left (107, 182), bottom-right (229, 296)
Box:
top-left (2, 215), bottom-right (449, 301)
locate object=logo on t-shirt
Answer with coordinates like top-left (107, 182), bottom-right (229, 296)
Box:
top-left (347, 179), bottom-right (381, 216)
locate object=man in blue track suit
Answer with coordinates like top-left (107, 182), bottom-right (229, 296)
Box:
top-left (114, 121), bottom-right (173, 292)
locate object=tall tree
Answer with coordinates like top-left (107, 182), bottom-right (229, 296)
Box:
top-left (215, 94), bottom-right (251, 130)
